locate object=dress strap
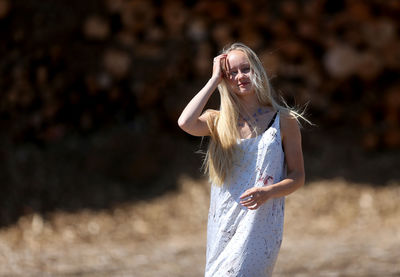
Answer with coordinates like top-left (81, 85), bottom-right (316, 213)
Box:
top-left (262, 111), bottom-right (278, 132)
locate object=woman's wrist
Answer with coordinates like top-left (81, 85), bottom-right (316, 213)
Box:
top-left (209, 75), bottom-right (221, 86)
top-left (261, 185), bottom-right (274, 199)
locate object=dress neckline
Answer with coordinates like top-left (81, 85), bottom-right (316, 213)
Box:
top-left (239, 111), bottom-right (278, 141)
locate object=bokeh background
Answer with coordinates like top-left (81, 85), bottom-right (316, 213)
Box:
top-left (0, 0), bottom-right (399, 276)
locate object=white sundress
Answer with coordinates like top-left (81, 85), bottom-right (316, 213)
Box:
top-left (205, 112), bottom-right (286, 277)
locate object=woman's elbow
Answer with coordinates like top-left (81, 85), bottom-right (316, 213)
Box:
top-left (289, 169), bottom-right (305, 188)
top-left (177, 117), bottom-right (190, 131)
top-left (177, 117), bottom-right (184, 128)
top-left (297, 171), bottom-right (305, 188)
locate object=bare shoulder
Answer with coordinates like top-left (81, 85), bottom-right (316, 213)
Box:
top-left (203, 108), bottom-right (220, 117)
top-left (279, 109), bottom-right (301, 141)
top-left (200, 109), bottom-right (219, 122)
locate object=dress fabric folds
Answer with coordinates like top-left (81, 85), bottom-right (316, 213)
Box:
top-left (205, 112), bottom-right (286, 277)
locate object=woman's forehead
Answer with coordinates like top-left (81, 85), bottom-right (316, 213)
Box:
top-left (227, 50), bottom-right (249, 68)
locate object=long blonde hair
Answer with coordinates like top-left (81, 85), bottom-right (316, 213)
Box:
top-left (204, 42), bottom-right (308, 186)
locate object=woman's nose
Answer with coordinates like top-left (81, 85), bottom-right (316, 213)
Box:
top-left (236, 70), bottom-right (245, 79)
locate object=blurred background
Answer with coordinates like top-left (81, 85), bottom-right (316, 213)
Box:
top-left (0, 0), bottom-right (399, 276)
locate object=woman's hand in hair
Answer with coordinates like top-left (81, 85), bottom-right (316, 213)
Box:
top-left (177, 55), bottom-right (226, 137)
top-left (211, 54), bottom-right (227, 83)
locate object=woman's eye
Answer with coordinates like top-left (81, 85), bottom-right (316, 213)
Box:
top-left (230, 71), bottom-right (238, 76)
top-left (242, 67), bottom-right (250, 73)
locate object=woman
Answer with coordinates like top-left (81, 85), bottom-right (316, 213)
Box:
top-left (178, 42), bottom-right (306, 277)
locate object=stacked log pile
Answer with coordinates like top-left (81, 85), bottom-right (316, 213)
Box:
top-left (0, 0), bottom-right (399, 149)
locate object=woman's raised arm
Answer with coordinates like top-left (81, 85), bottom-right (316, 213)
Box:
top-left (177, 54), bottom-right (226, 136)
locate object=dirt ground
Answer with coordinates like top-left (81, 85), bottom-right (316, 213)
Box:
top-left (0, 176), bottom-right (399, 277)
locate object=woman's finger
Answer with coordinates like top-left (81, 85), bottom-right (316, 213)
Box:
top-left (240, 200), bottom-right (254, 207)
top-left (240, 194), bottom-right (254, 202)
top-left (241, 199), bottom-right (259, 210)
top-left (212, 55), bottom-right (224, 78)
top-left (213, 54), bottom-right (227, 64)
top-left (248, 203), bottom-right (259, 210)
top-left (240, 196), bottom-right (257, 206)
top-left (240, 189), bottom-right (255, 199)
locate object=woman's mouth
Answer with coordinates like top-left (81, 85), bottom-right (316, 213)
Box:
top-left (239, 82), bottom-right (250, 87)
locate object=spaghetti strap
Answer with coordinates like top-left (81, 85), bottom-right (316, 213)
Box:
top-left (263, 111), bottom-right (278, 132)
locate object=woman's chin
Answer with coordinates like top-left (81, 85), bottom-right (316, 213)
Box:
top-left (236, 88), bottom-right (254, 96)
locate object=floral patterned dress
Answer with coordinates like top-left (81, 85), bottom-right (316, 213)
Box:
top-left (205, 112), bottom-right (285, 277)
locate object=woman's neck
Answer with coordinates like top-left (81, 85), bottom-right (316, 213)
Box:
top-left (237, 94), bottom-right (264, 115)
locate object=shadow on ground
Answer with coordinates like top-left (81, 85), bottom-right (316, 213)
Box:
top-left (0, 123), bottom-right (398, 228)
top-left (0, 123), bottom-right (204, 227)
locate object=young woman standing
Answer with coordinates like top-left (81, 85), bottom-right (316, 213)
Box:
top-left (178, 42), bottom-right (306, 277)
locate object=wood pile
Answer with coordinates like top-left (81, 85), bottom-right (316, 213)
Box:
top-left (0, 0), bottom-right (399, 149)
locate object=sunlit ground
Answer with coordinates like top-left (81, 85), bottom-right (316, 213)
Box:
top-left (0, 176), bottom-right (399, 276)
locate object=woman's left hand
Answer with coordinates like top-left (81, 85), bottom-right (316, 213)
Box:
top-left (239, 187), bottom-right (271, 210)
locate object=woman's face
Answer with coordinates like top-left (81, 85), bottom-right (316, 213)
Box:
top-left (225, 50), bottom-right (253, 96)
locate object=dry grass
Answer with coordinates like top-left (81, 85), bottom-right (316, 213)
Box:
top-left (0, 176), bottom-right (399, 276)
